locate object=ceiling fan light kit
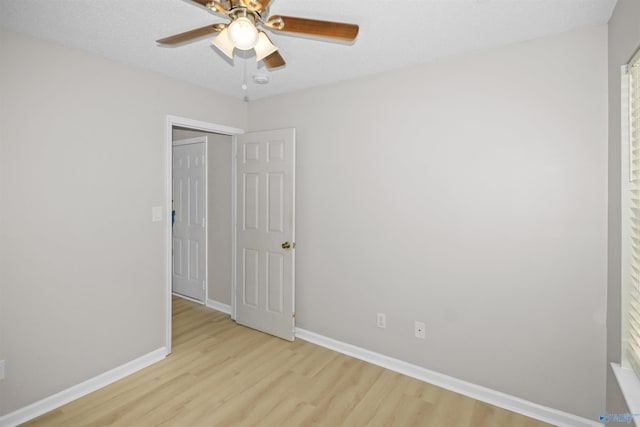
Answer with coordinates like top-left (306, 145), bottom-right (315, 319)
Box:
top-left (227, 15), bottom-right (258, 49)
top-left (211, 27), bottom-right (277, 62)
top-left (157, 0), bottom-right (359, 70)
top-left (254, 32), bottom-right (278, 61)
top-left (211, 28), bottom-right (235, 58)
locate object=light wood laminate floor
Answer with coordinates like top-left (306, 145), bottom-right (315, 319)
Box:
top-left (23, 296), bottom-right (553, 426)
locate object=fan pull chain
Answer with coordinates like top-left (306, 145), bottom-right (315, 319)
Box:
top-left (242, 51), bottom-right (249, 102)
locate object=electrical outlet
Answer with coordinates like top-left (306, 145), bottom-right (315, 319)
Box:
top-left (0, 360), bottom-right (5, 380)
top-left (414, 321), bottom-right (426, 339)
top-left (377, 312), bottom-right (386, 328)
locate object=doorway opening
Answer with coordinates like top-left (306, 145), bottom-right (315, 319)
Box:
top-left (165, 116), bottom-right (297, 354)
top-left (165, 116), bottom-right (244, 355)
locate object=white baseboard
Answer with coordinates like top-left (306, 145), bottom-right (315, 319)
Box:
top-left (172, 292), bottom-right (203, 305)
top-left (295, 328), bottom-right (599, 427)
top-left (0, 326), bottom-right (597, 427)
top-left (206, 298), bottom-right (232, 315)
top-left (0, 347), bottom-right (167, 427)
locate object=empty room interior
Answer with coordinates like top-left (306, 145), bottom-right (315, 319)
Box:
top-left (1, 0), bottom-right (640, 426)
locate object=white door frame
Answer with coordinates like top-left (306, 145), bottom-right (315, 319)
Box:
top-left (165, 115), bottom-right (244, 355)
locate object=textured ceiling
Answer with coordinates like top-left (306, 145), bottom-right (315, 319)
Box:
top-left (0, 0), bottom-right (617, 101)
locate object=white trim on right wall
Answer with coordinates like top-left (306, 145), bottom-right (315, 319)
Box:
top-left (206, 298), bottom-right (232, 315)
top-left (612, 363), bottom-right (640, 427)
top-left (295, 328), bottom-right (600, 427)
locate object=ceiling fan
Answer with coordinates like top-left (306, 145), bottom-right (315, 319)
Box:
top-left (157, 0), bottom-right (360, 70)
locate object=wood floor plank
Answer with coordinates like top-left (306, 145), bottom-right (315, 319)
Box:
top-left (22, 296), bottom-right (555, 427)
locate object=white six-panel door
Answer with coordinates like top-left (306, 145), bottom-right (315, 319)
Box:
top-left (236, 129), bottom-right (295, 341)
top-left (172, 138), bottom-right (206, 302)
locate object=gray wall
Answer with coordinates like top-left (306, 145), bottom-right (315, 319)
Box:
top-left (0, 22), bottom-right (614, 421)
top-left (0, 30), bottom-right (246, 415)
top-left (249, 26), bottom-right (608, 419)
top-left (172, 129), bottom-right (233, 306)
top-left (607, 0), bottom-right (640, 415)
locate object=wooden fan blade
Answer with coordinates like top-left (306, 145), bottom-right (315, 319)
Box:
top-left (241, 0), bottom-right (272, 12)
top-left (266, 15), bottom-right (359, 41)
top-left (189, 0), bottom-right (227, 14)
top-left (263, 51), bottom-right (286, 69)
top-left (157, 23), bottom-right (226, 45)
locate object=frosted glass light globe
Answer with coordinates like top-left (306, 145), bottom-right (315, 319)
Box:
top-left (228, 17), bottom-right (258, 50)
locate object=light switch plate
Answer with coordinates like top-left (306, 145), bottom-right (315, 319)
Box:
top-left (0, 360), bottom-right (5, 380)
top-left (152, 206), bottom-right (163, 222)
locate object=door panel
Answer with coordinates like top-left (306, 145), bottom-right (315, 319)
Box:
top-left (267, 173), bottom-right (284, 232)
top-left (172, 139), bottom-right (206, 302)
top-left (236, 128), bottom-right (295, 341)
top-left (266, 251), bottom-right (284, 312)
top-left (243, 248), bottom-right (260, 307)
top-left (243, 173), bottom-right (260, 231)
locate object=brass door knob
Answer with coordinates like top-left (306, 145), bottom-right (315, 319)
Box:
top-left (282, 241), bottom-right (291, 249)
